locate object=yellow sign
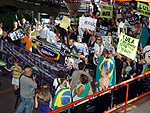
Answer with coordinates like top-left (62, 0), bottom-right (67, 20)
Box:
top-left (137, 2), bottom-right (150, 17)
top-left (60, 16), bottom-right (70, 30)
top-left (100, 4), bottom-right (113, 18)
top-left (117, 33), bottom-right (139, 60)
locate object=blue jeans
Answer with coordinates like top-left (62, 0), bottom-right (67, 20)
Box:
top-left (15, 96), bottom-right (34, 113)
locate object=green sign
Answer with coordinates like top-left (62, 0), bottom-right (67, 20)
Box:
top-left (137, 2), bottom-right (150, 17)
top-left (100, 4), bottom-right (113, 18)
top-left (117, 33), bottom-right (139, 60)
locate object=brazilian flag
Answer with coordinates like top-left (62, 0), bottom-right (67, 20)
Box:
top-left (71, 48), bottom-right (77, 55)
top-left (0, 60), bottom-right (7, 66)
top-left (32, 66), bottom-right (39, 72)
top-left (52, 88), bottom-right (72, 111)
top-left (95, 56), bottom-right (116, 93)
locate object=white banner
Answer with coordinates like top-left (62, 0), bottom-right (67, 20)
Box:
top-left (79, 17), bottom-right (97, 31)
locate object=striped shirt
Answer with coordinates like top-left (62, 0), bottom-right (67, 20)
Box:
top-left (20, 75), bottom-right (37, 98)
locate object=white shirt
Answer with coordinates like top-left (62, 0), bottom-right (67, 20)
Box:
top-left (36, 25), bottom-right (42, 36)
top-left (40, 27), bottom-right (49, 39)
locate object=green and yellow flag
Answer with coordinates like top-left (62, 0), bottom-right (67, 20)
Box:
top-left (95, 56), bottom-right (116, 93)
top-left (52, 88), bottom-right (72, 111)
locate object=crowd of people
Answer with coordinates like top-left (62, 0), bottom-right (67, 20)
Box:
top-left (0, 1), bottom-right (150, 113)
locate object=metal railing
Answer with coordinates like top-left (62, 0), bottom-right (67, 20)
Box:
top-left (49, 71), bottom-right (150, 113)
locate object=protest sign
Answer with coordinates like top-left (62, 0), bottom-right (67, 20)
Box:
top-left (65, 55), bottom-right (82, 69)
top-left (8, 28), bottom-right (24, 41)
top-left (99, 25), bottom-right (109, 36)
top-left (74, 42), bottom-right (89, 56)
top-left (137, 2), bottom-right (150, 17)
top-left (111, 29), bottom-right (118, 42)
top-left (100, 4), bottom-right (113, 18)
top-left (127, 16), bottom-right (140, 26)
top-left (117, 33), bottom-right (139, 60)
top-left (101, 36), bottom-right (115, 52)
top-left (0, 40), bottom-right (66, 95)
top-left (60, 44), bottom-right (71, 56)
top-left (79, 17), bottom-right (97, 31)
top-left (60, 16), bottom-right (70, 30)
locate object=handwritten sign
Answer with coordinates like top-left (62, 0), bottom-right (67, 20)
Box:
top-left (100, 4), bottom-right (113, 18)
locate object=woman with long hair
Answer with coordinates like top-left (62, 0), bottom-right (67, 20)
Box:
top-left (35, 82), bottom-right (52, 113)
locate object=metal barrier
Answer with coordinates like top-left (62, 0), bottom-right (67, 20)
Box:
top-left (49, 71), bottom-right (150, 113)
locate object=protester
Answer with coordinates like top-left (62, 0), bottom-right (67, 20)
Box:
top-left (74, 74), bottom-right (90, 113)
top-left (36, 21), bottom-right (42, 40)
top-left (15, 65), bottom-right (37, 113)
top-left (52, 78), bottom-right (72, 110)
top-left (21, 30), bottom-right (33, 52)
top-left (71, 62), bottom-right (92, 91)
top-left (40, 23), bottom-right (49, 43)
top-left (4, 59), bottom-right (22, 95)
top-left (35, 82), bottom-right (52, 113)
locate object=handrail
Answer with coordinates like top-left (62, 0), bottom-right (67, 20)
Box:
top-left (49, 71), bottom-right (150, 113)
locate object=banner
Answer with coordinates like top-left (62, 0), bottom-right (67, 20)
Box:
top-left (0, 40), bottom-right (66, 95)
top-left (117, 33), bottom-right (139, 60)
top-left (137, 2), bottom-right (150, 17)
top-left (37, 45), bottom-right (60, 61)
top-left (74, 42), bottom-right (89, 56)
top-left (99, 25), bottom-right (109, 36)
top-left (126, 16), bottom-right (140, 26)
top-left (79, 17), bottom-right (97, 31)
top-left (32, 39), bottom-right (60, 61)
top-left (8, 28), bottom-right (24, 41)
top-left (100, 4), bottom-right (113, 18)
top-left (101, 36), bottom-right (115, 52)
top-left (60, 16), bottom-right (70, 30)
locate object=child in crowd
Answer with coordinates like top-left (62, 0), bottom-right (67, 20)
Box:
top-left (4, 59), bottom-right (22, 95)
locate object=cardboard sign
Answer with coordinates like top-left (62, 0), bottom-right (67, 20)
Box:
top-left (8, 29), bottom-right (24, 41)
top-left (79, 17), bottom-right (97, 31)
top-left (100, 4), bottom-right (113, 18)
top-left (137, 2), bottom-right (150, 17)
top-left (127, 16), bottom-right (140, 26)
top-left (74, 42), bottom-right (89, 56)
top-left (99, 25), bottom-right (109, 36)
top-left (60, 16), bottom-right (70, 30)
top-left (117, 33), bottom-right (139, 60)
top-left (101, 36), bottom-right (115, 52)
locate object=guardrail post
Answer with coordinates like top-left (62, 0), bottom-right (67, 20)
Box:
top-left (124, 83), bottom-right (129, 113)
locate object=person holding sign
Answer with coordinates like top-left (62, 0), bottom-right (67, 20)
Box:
top-left (93, 37), bottom-right (104, 65)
